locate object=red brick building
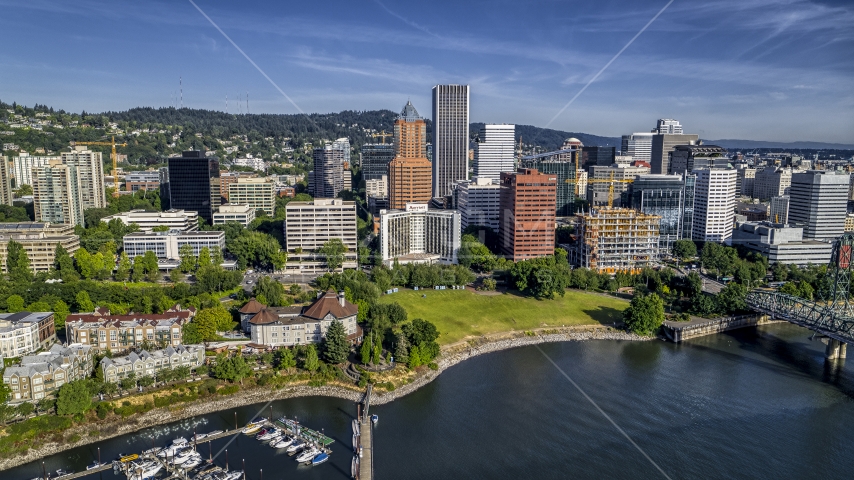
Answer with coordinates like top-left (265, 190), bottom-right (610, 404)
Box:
top-left (499, 168), bottom-right (557, 261)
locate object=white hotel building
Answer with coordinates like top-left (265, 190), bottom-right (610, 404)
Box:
top-left (692, 168), bottom-right (737, 243)
top-left (380, 203), bottom-right (461, 266)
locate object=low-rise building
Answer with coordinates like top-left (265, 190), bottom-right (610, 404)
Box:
top-left (249, 290), bottom-right (361, 347)
top-left (0, 222), bottom-right (80, 273)
top-left (0, 311), bottom-right (57, 357)
top-left (65, 306), bottom-right (195, 352)
top-left (228, 177), bottom-right (275, 216)
top-left (213, 204), bottom-right (256, 227)
top-left (2, 344), bottom-right (93, 403)
top-left (238, 298), bottom-right (265, 333)
top-left (124, 171), bottom-right (161, 192)
top-left (731, 221), bottom-right (833, 266)
top-left (123, 230), bottom-right (226, 260)
top-left (102, 209), bottom-right (199, 233)
top-left (100, 345), bottom-right (204, 383)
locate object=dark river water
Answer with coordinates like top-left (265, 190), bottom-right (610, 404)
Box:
top-left (9, 323), bottom-right (854, 480)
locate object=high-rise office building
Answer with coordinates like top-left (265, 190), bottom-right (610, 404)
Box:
top-left (692, 168), bottom-right (737, 242)
top-left (581, 146), bottom-right (616, 171)
top-left (379, 204), bottom-right (461, 266)
top-left (167, 151), bottom-right (221, 223)
top-left (668, 144), bottom-right (728, 175)
top-left (650, 134), bottom-right (699, 175)
top-left (789, 171), bottom-right (849, 241)
top-left (736, 167), bottom-right (756, 197)
top-left (432, 84), bottom-right (469, 198)
top-left (499, 168), bottom-right (557, 261)
top-left (753, 166), bottom-right (792, 200)
top-left (653, 119), bottom-right (684, 134)
top-left (520, 147), bottom-right (578, 217)
top-left (389, 101), bottom-right (432, 209)
top-left (312, 145), bottom-right (344, 198)
top-left (621, 133), bottom-right (654, 163)
top-left (32, 160), bottom-right (84, 226)
top-left (473, 124), bottom-right (515, 181)
top-left (770, 196), bottom-right (789, 224)
top-left (228, 177), bottom-right (275, 216)
top-left (61, 147), bottom-right (106, 210)
top-left (361, 143), bottom-right (395, 181)
top-left (331, 138), bottom-right (351, 168)
top-left (159, 167), bottom-right (170, 210)
top-left (629, 174), bottom-right (688, 253)
top-left (454, 177), bottom-right (501, 232)
top-left (0, 158), bottom-right (13, 206)
top-left (12, 152), bottom-right (58, 187)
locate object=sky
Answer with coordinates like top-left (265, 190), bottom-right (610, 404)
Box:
top-left (0, 0), bottom-right (852, 144)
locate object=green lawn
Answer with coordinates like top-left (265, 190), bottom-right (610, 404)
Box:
top-left (379, 289), bottom-right (629, 345)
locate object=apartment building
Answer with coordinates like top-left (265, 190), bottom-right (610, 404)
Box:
top-left (0, 157), bottom-right (12, 205)
top-left (122, 230), bottom-right (226, 260)
top-left (100, 345), bottom-right (204, 383)
top-left (32, 160), bottom-right (85, 226)
top-left (124, 171), bottom-right (161, 192)
top-left (102, 209), bottom-right (199, 233)
top-left (0, 222), bottom-right (80, 273)
top-left (249, 290), bottom-right (361, 347)
top-left (2, 343), bottom-right (93, 404)
top-left (12, 152), bottom-right (59, 187)
top-left (66, 306), bottom-right (195, 352)
top-left (213, 204), bottom-right (256, 227)
top-left (692, 168), bottom-right (737, 242)
top-left (61, 146), bottom-right (106, 210)
top-left (284, 199), bottom-right (357, 272)
top-left (227, 177), bottom-right (275, 216)
top-left (0, 311), bottom-right (57, 357)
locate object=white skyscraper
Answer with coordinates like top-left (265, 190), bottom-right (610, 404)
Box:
top-left (692, 168), bottom-right (737, 242)
top-left (61, 146), bottom-right (106, 210)
top-left (432, 85), bottom-right (470, 198)
top-left (789, 170), bottom-right (849, 241)
top-left (620, 133), bottom-right (654, 163)
top-left (653, 119), bottom-right (684, 134)
top-left (473, 124), bottom-right (515, 181)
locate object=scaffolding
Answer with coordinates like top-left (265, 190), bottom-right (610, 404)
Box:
top-left (577, 207), bottom-right (661, 273)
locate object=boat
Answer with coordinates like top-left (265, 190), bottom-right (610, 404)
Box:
top-left (311, 452), bottom-right (329, 466)
top-left (371, 414), bottom-right (378, 425)
top-left (352, 419), bottom-right (359, 435)
top-left (182, 454), bottom-right (203, 470)
top-left (172, 437), bottom-right (189, 446)
top-left (141, 447), bottom-right (162, 455)
top-left (241, 418), bottom-right (266, 434)
top-left (172, 448), bottom-right (196, 464)
top-left (296, 446), bottom-right (320, 463)
top-left (192, 433), bottom-right (208, 442)
top-left (286, 440), bottom-right (305, 453)
top-left (206, 430), bottom-right (223, 437)
top-left (258, 428), bottom-right (282, 441)
top-left (127, 461), bottom-right (162, 480)
top-left (86, 461), bottom-right (104, 470)
top-left (271, 436), bottom-right (294, 449)
top-left (351, 456), bottom-right (359, 477)
top-left (224, 471), bottom-right (243, 480)
top-left (119, 453), bottom-right (139, 463)
top-left (55, 469), bottom-right (74, 477)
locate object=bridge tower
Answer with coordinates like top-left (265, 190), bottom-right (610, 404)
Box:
top-left (823, 233), bottom-right (854, 358)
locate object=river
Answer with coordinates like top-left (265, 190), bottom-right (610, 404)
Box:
top-left (8, 323), bottom-right (854, 479)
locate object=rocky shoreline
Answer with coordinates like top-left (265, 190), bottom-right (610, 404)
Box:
top-left (1, 326), bottom-right (646, 471)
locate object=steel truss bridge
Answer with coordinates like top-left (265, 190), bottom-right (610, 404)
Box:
top-left (745, 233), bottom-right (854, 347)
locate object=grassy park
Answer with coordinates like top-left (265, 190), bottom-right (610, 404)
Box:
top-left (379, 288), bottom-right (629, 345)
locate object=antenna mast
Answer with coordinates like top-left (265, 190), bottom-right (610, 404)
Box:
top-left (180, 76), bottom-right (183, 109)
top-left (246, 91), bottom-right (249, 114)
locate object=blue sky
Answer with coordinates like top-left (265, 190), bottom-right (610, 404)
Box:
top-left (1, 0), bottom-right (852, 143)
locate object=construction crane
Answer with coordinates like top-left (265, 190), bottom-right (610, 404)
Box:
top-left (71, 135), bottom-right (127, 197)
top-left (587, 171), bottom-right (634, 208)
top-left (371, 130), bottom-right (392, 144)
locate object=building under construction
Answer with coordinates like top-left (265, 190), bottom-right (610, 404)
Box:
top-left (575, 207), bottom-right (661, 273)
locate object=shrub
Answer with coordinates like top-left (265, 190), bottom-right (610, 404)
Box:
top-left (95, 402), bottom-right (111, 419)
top-left (67, 434), bottom-right (81, 443)
top-left (218, 385), bottom-right (240, 395)
top-left (428, 362), bottom-right (438, 371)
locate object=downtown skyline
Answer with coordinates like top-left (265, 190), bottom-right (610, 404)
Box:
top-left (0, 0), bottom-right (852, 144)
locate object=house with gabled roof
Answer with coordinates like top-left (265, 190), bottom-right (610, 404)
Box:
top-left (65, 305), bottom-right (196, 353)
top-left (100, 344), bottom-right (204, 383)
top-left (248, 290), bottom-right (362, 347)
top-left (2, 343), bottom-right (93, 404)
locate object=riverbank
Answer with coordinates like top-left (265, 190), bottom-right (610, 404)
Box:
top-left (0, 325), bottom-right (647, 472)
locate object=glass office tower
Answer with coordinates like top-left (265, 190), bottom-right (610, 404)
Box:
top-left (167, 151), bottom-right (220, 223)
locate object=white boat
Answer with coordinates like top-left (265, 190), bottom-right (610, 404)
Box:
top-left (157, 444), bottom-right (182, 458)
top-left (286, 440), bottom-right (305, 453)
top-left (206, 430), bottom-right (223, 437)
top-left (271, 436), bottom-right (294, 449)
top-left (241, 418), bottom-right (266, 434)
top-left (128, 461), bottom-right (162, 480)
top-left (311, 452), bottom-right (329, 466)
top-left (182, 455), bottom-right (203, 470)
top-left (352, 419), bottom-right (359, 435)
top-left (141, 447), bottom-right (161, 455)
top-left (296, 447), bottom-right (320, 463)
top-left (192, 433), bottom-right (208, 442)
top-left (256, 428), bottom-right (279, 440)
top-left (86, 461), bottom-right (104, 470)
top-left (172, 437), bottom-right (189, 446)
top-left (172, 448), bottom-right (196, 464)
top-left (224, 471), bottom-right (243, 480)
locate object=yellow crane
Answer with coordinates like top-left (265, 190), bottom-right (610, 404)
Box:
top-left (71, 136), bottom-right (127, 197)
top-left (587, 171), bottom-right (634, 208)
top-left (371, 130), bottom-right (392, 144)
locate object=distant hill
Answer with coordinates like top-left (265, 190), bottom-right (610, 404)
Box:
top-left (708, 139), bottom-right (854, 150)
top-left (470, 123), bottom-right (620, 150)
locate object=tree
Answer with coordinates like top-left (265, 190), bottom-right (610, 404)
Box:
top-left (53, 300), bottom-right (70, 331)
top-left (170, 268), bottom-right (184, 283)
top-left (393, 332), bottom-right (409, 364)
top-left (322, 320), bottom-right (349, 364)
top-left (75, 291), bottom-right (95, 312)
top-left (318, 238), bottom-right (347, 272)
top-left (16, 402), bottom-right (34, 418)
top-left (302, 344), bottom-right (319, 372)
top-left (622, 293), bottom-right (664, 336)
top-left (132, 255), bottom-right (145, 282)
top-left (142, 251), bottom-right (160, 282)
top-left (137, 375), bottom-right (155, 388)
top-left (360, 336), bottom-right (372, 364)
top-left (197, 247), bottom-right (212, 269)
top-left (402, 318), bottom-right (440, 346)
top-left (54, 243), bottom-right (78, 282)
top-left (75, 247), bottom-right (96, 279)
top-left (178, 244), bottom-right (197, 273)
top-left (115, 252), bottom-right (132, 281)
top-left (672, 239), bottom-right (698, 262)
top-left (5, 240), bottom-right (32, 283)
top-left (458, 234), bottom-right (497, 272)
top-left (716, 282), bottom-right (748, 314)
top-left (119, 374), bottom-right (137, 391)
top-left (56, 380), bottom-right (92, 415)
top-left (194, 306), bottom-right (233, 339)
top-left (275, 348), bottom-right (296, 372)
top-left (14, 184), bottom-right (32, 197)
top-left (253, 276), bottom-right (287, 307)
top-left (6, 294), bottom-right (24, 313)
top-left (372, 343), bottom-right (381, 364)
top-left (212, 353), bottom-right (252, 383)
top-left (407, 344), bottom-right (421, 369)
